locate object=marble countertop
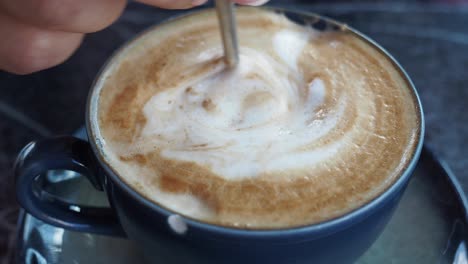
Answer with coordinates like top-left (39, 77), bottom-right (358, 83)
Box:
top-left (1, 0), bottom-right (467, 262)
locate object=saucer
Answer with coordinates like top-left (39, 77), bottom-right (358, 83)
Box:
top-left (14, 127), bottom-right (468, 263)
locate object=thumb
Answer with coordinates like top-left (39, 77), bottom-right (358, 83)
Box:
top-left (233, 0), bottom-right (269, 6)
top-left (136, 0), bottom-right (269, 9)
top-left (135, 0), bottom-right (208, 9)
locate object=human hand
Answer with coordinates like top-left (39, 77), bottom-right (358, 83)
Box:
top-left (0, 0), bottom-right (269, 75)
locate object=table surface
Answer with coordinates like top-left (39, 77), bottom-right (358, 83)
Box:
top-left (1, 0), bottom-right (468, 263)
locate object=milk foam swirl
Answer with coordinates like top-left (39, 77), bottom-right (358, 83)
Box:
top-left (97, 8), bottom-right (420, 229)
top-left (141, 29), bottom-right (345, 179)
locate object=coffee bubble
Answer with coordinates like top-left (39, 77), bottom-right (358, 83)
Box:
top-left (96, 8), bottom-right (421, 229)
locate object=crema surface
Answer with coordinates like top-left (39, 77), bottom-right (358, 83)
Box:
top-left (97, 8), bottom-right (421, 229)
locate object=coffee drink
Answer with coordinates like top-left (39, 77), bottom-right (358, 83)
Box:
top-left (96, 8), bottom-right (421, 229)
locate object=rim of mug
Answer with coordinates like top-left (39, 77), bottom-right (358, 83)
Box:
top-left (86, 6), bottom-right (425, 242)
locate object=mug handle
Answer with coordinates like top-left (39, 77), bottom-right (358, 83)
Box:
top-left (14, 136), bottom-right (126, 237)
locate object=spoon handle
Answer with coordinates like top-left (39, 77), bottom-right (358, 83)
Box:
top-left (215, 0), bottom-right (239, 68)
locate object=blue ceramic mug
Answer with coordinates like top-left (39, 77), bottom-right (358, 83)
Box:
top-left (15, 8), bottom-right (424, 264)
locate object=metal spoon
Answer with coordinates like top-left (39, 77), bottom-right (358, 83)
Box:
top-left (215, 0), bottom-right (239, 68)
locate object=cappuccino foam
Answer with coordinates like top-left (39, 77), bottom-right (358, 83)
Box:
top-left (96, 8), bottom-right (421, 229)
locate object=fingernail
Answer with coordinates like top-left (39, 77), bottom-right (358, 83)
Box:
top-left (192, 0), bottom-right (208, 6)
top-left (239, 0), bottom-right (269, 6)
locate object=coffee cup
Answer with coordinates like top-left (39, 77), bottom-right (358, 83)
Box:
top-left (15, 7), bottom-right (424, 264)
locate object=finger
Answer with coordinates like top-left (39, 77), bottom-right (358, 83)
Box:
top-left (136, 0), bottom-right (208, 10)
top-left (0, 0), bottom-right (126, 33)
top-left (233, 0), bottom-right (269, 6)
top-left (0, 14), bottom-right (83, 75)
